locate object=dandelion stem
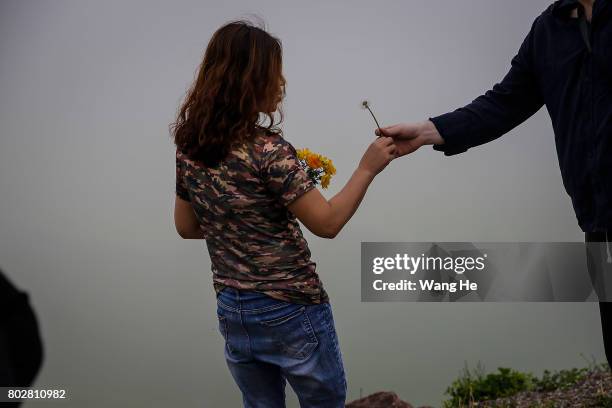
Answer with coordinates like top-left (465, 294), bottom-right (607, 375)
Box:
top-left (365, 105), bottom-right (383, 137)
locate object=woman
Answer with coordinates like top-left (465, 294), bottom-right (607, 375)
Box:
top-left (170, 20), bottom-right (396, 408)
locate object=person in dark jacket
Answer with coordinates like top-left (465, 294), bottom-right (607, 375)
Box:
top-left (376, 0), bottom-right (612, 365)
top-left (0, 270), bottom-right (44, 407)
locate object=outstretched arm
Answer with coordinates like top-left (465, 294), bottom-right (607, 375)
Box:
top-left (378, 17), bottom-right (545, 156)
top-left (277, 137), bottom-right (397, 239)
top-left (288, 168), bottom-right (373, 239)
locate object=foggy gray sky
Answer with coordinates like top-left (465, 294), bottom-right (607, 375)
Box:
top-left (0, 0), bottom-right (602, 406)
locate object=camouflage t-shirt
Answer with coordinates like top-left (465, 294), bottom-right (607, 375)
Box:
top-left (175, 131), bottom-right (329, 305)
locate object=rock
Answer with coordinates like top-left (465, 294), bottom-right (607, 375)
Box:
top-left (346, 391), bottom-right (413, 408)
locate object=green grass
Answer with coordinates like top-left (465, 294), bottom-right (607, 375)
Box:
top-left (442, 356), bottom-right (610, 408)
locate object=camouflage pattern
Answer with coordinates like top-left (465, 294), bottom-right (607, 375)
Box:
top-left (175, 131), bottom-right (329, 305)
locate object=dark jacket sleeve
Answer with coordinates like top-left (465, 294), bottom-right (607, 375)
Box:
top-left (430, 17), bottom-right (544, 156)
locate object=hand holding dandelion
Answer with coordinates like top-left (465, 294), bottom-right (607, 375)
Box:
top-left (296, 148), bottom-right (336, 189)
top-left (295, 101), bottom-right (387, 189)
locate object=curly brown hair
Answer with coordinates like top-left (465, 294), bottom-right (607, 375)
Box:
top-left (170, 20), bottom-right (285, 166)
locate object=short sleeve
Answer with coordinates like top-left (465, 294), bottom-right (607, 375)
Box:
top-left (175, 149), bottom-right (191, 201)
top-left (261, 137), bottom-right (316, 206)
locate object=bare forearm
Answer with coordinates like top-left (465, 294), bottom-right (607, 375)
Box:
top-left (421, 120), bottom-right (445, 145)
top-left (288, 137), bottom-right (395, 239)
top-left (327, 167), bottom-right (375, 236)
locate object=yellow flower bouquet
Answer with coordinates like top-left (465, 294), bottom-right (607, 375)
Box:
top-left (296, 148), bottom-right (336, 189)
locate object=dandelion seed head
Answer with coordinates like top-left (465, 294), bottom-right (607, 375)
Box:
top-left (361, 100), bottom-right (370, 110)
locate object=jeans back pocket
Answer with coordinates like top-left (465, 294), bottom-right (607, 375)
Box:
top-left (259, 305), bottom-right (319, 360)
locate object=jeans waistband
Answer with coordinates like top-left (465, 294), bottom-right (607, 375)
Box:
top-left (217, 286), bottom-right (295, 314)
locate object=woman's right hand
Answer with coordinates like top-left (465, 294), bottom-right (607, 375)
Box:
top-left (289, 136), bottom-right (396, 239)
top-left (358, 136), bottom-right (397, 177)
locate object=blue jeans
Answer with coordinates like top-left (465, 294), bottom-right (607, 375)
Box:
top-left (216, 287), bottom-right (347, 408)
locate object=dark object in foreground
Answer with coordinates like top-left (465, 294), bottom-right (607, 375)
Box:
top-left (0, 269), bottom-right (44, 407)
top-left (346, 391), bottom-right (414, 408)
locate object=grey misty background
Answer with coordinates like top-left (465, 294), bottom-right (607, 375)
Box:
top-left (0, 0), bottom-right (603, 406)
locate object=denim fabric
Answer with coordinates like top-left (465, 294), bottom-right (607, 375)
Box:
top-left (216, 287), bottom-right (346, 408)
